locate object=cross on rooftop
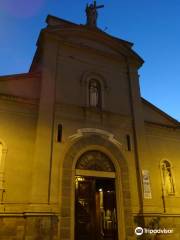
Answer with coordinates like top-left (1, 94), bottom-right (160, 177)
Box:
top-left (86, 1), bottom-right (104, 27)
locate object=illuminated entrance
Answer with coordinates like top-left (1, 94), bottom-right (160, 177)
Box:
top-left (75, 177), bottom-right (118, 240)
top-left (75, 151), bottom-right (118, 240)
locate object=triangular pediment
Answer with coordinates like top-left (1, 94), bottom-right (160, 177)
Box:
top-left (46, 15), bottom-right (143, 61)
top-left (61, 35), bottom-right (124, 57)
top-left (30, 15), bottom-right (144, 71)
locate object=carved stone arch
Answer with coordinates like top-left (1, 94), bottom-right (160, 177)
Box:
top-left (60, 133), bottom-right (134, 240)
top-left (160, 158), bottom-right (174, 168)
top-left (81, 71), bottom-right (108, 88)
top-left (80, 71), bottom-right (108, 108)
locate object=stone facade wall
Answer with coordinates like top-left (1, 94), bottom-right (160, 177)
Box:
top-left (0, 215), bottom-right (59, 240)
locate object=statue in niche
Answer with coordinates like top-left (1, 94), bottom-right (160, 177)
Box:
top-left (86, 1), bottom-right (104, 27)
top-left (89, 79), bottom-right (101, 107)
top-left (162, 161), bottom-right (175, 195)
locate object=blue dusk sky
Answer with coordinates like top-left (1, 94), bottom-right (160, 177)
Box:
top-left (0, 0), bottom-right (179, 121)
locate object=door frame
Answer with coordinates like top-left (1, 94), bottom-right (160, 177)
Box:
top-left (75, 173), bottom-right (118, 240)
top-left (72, 164), bottom-right (124, 240)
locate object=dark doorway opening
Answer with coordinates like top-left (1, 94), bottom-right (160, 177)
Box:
top-left (75, 176), bottom-right (118, 240)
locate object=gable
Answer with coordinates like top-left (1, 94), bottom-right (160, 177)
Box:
top-left (142, 98), bottom-right (179, 127)
top-left (62, 36), bottom-right (125, 58)
top-left (30, 15), bottom-right (144, 72)
top-left (47, 27), bottom-right (143, 65)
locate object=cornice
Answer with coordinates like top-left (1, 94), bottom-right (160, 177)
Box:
top-left (144, 121), bottom-right (180, 130)
top-left (43, 27), bottom-right (143, 63)
top-left (46, 14), bottom-right (133, 47)
top-left (0, 72), bottom-right (41, 81)
top-left (0, 93), bottom-right (38, 105)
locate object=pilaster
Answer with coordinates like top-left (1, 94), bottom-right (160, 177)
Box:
top-left (31, 36), bottom-right (59, 203)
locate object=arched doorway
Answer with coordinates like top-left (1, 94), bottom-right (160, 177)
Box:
top-left (75, 150), bottom-right (118, 240)
top-left (60, 133), bottom-right (134, 240)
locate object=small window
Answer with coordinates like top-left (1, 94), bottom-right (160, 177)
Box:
top-left (161, 160), bottom-right (175, 195)
top-left (57, 124), bottom-right (62, 142)
top-left (89, 79), bottom-right (101, 108)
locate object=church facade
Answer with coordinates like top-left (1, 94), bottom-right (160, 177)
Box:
top-left (0, 10), bottom-right (180, 240)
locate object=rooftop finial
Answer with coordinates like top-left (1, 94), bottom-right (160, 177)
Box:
top-left (86, 1), bottom-right (104, 27)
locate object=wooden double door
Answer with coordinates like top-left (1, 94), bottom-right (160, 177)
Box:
top-left (75, 176), bottom-right (118, 240)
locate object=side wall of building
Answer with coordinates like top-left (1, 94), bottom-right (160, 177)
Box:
top-left (134, 123), bottom-right (180, 239)
top-left (0, 99), bottom-right (38, 206)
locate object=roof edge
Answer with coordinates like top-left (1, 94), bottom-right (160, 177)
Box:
top-left (46, 14), bottom-right (78, 27)
top-left (0, 72), bottom-right (41, 81)
top-left (46, 15), bottom-right (135, 49)
top-left (142, 97), bottom-right (179, 125)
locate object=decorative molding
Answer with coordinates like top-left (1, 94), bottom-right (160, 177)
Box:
top-left (145, 121), bottom-right (180, 129)
top-left (0, 93), bottom-right (38, 105)
top-left (68, 128), bottom-right (123, 149)
top-left (0, 71), bottom-right (41, 81)
top-left (80, 71), bottom-right (108, 88)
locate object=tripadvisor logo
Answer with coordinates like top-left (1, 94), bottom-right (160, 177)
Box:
top-left (135, 226), bottom-right (174, 236)
top-left (135, 227), bottom-right (143, 236)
